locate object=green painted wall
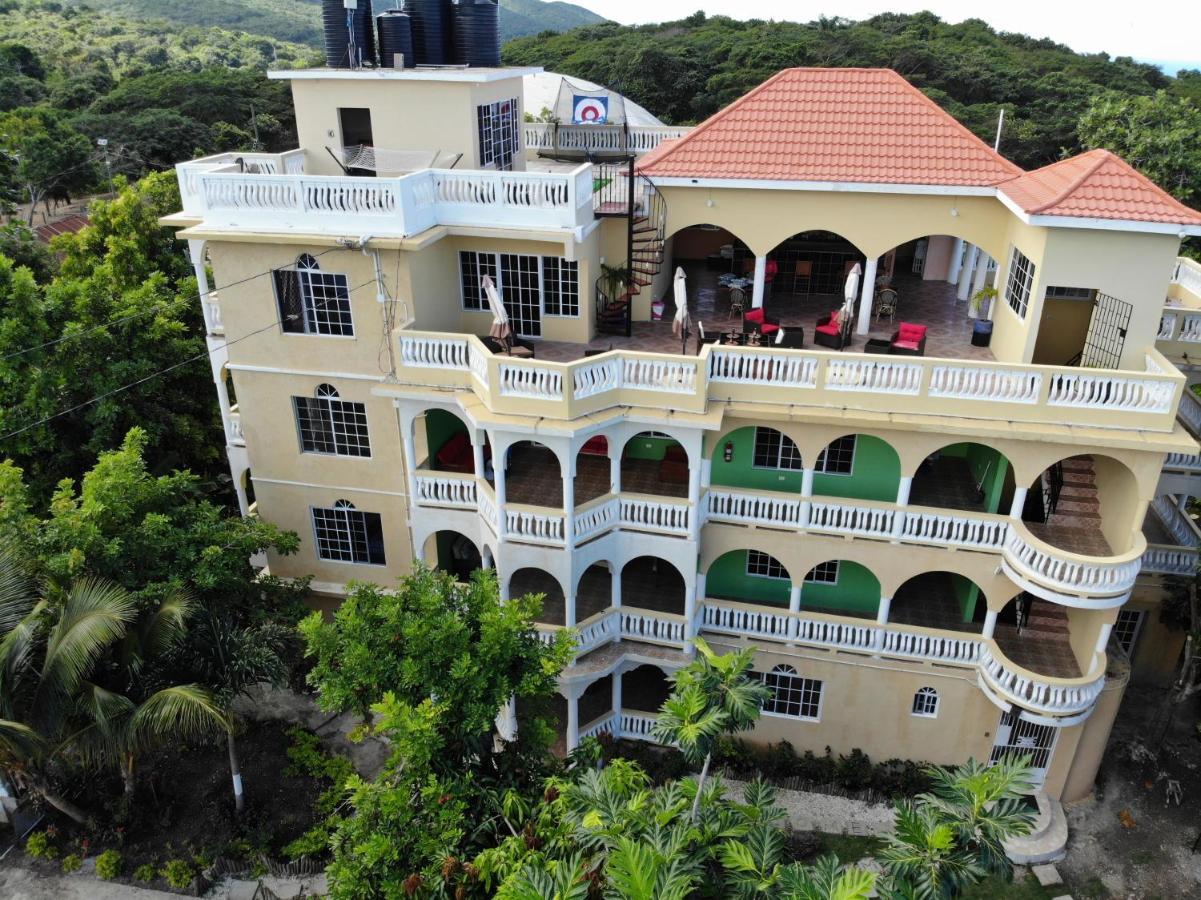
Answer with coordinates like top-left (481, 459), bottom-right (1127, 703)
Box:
top-left (707, 550), bottom-right (792, 607)
top-left (952, 572), bottom-right (978, 622)
top-left (939, 443), bottom-right (1009, 515)
top-left (800, 561), bottom-right (880, 616)
top-left (424, 408), bottom-right (468, 464)
top-left (710, 428), bottom-right (900, 502)
top-left (623, 434), bottom-right (679, 462)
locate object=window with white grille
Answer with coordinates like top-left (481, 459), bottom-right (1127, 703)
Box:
top-left (815, 435), bottom-right (855, 475)
top-left (459, 250), bottom-right (497, 311)
top-left (293, 384), bottom-right (370, 457)
top-left (757, 665), bottom-right (822, 720)
top-left (1113, 609), bottom-right (1145, 656)
top-left (311, 499), bottom-right (385, 565)
top-left (805, 561), bottom-right (839, 584)
top-left (542, 257), bottom-right (580, 317)
top-left (912, 687), bottom-right (939, 718)
top-left (274, 254), bottom-right (353, 336)
top-left (753, 427), bottom-right (803, 470)
top-left (477, 98), bottom-right (518, 170)
top-left (457, 251), bottom-right (580, 331)
top-left (746, 550), bottom-right (788, 580)
top-left (1004, 247), bottom-right (1035, 320)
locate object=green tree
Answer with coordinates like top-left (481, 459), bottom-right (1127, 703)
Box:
top-left (1077, 90), bottom-right (1201, 206)
top-left (0, 107), bottom-right (95, 223)
top-left (651, 636), bottom-right (771, 823)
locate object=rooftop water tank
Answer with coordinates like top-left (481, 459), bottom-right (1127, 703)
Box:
top-left (403, 0), bottom-right (448, 65)
top-left (376, 10), bottom-right (415, 68)
top-left (322, 0), bottom-right (376, 68)
top-left (453, 0), bottom-right (500, 68)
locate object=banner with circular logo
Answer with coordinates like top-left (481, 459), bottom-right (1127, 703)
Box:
top-left (572, 95), bottom-right (609, 125)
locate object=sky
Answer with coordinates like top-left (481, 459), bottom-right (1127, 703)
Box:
top-left (570, 1), bottom-right (1201, 73)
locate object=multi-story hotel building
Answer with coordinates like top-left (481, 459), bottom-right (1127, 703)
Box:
top-left (164, 64), bottom-right (1201, 805)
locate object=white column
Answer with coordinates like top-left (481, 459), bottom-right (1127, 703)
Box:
top-left (1009, 486), bottom-right (1028, 519)
top-left (1095, 623), bottom-right (1113, 654)
top-left (611, 563), bottom-right (622, 609)
top-left (683, 581), bottom-right (697, 656)
top-left (565, 591), bottom-right (577, 629)
top-left (695, 571), bottom-right (707, 607)
top-left (687, 457), bottom-right (702, 540)
top-left (751, 254), bottom-right (767, 309)
top-left (970, 252), bottom-right (991, 310)
top-left (482, 547), bottom-right (494, 570)
top-left (983, 609), bottom-right (998, 639)
top-left (471, 433), bottom-right (485, 479)
top-left (563, 457), bottom-right (576, 547)
top-left (956, 244), bottom-right (979, 302)
top-left (876, 595), bottom-right (892, 625)
top-left (892, 475), bottom-right (912, 539)
top-left (400, 419), bottom-right (419, 505)
top-left (495, 447), bottom-right (508, 540)
top-left (494, 696), bottom-right (517, 742)
top-left (188, 239), bottom-right (209, 294)
top-left (787, 583), bottom-right (801, 640)
top-left (609, 450), bottom-right (621, 495)
top-left (612, 668), bottom-right (623, 720)
top-left (947, 238), bottom-right (965, 283)
top-left (799, 467), bottom-right (815, 527)
top-left (855, 256), bottom-right (879, 336)
top-left (700, 457), bottom-right (712, 489)
top-left (566, 691), bottom-right (580, 751)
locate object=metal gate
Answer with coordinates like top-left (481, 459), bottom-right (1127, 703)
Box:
top-left (1080, 291), bottom-right (1131, 369)
top-left (989, 709), bottom-right (1058, 786)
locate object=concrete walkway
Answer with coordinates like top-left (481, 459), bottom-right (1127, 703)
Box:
top-left (722, 778), bottom-right (896, 836)
top-left (0, 863), bottom-right (326, 899)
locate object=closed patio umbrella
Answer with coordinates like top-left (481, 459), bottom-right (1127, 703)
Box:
top-left (842, 262), bottom-right (862, 343)
top-left (671, 266), bottom-right (691, 353)
top-left (482, 274), bottom-right (511, 348)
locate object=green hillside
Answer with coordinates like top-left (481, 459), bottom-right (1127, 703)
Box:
top-left (61, 0), bottom-right (606, 46)
top-left (503, 11), bottom-right (1198, 172)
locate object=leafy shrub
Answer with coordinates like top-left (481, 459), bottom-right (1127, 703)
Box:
top-left (60, 854), bottom-right (82, 873)
top-left (25, 831), bottom-right (58, 860)
top-left (281, 727), bottom-right (356, 860)
top-left (133, 863), bottom-right (157, 882)
top-left (96, 849), bottom-right (123, 880)
top-left (160, 859), bottom-right (195, 890)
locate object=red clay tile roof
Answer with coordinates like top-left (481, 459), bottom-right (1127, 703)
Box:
top-left (34, 214), bottom-right (89, 242)
top-left (637, 67), bottom-right (1024, 187)
top-left (998, 149), bottom-right (1201, 227)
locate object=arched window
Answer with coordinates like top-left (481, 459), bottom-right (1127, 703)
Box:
top-left (753, 427), bottom-right (802, 470)
top-left (311, 499), bottom-right (385, 565)
top-left (293, 383), bottom-right (370, 457)
top-left (911, 687), bottom-right (939, 718)
top-left (274, 253), bottom-right (354, 336)
top-left (757, 664), bottom-right (823, 720)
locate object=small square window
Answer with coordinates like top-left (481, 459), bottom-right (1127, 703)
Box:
top-left (816, 436), bottom-right (855, 475)
top-left (805, 561), bottom-right (839, 584)
top-left (747, 550), bottom-right (788, 580)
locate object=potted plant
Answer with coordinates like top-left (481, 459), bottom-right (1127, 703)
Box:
top-left (969, 285), bottom-right (997, 319)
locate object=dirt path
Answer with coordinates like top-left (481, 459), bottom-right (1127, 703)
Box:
top-left (0, 865), bottom-right (178, 900)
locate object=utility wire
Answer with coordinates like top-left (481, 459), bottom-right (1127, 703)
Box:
top-left (0, 275), bottom-right (378, 442)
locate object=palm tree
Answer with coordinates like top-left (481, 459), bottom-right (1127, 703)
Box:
top-left (651, 636), bottom-right (771, 823)
top-left (182, 609), bottom-right (292, 813)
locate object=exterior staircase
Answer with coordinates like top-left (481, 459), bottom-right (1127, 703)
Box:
top-left (1027, 455), bottom-right (1111, 557)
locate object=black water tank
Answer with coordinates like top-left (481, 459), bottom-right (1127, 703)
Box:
top-left (453, 0), bottom-right (500, 68)
top-left (377, 10), bottom-right (415, 68)
top-left (322, 0), bottom-right (376, 68)
top-left (404, 0), bottom-right (448, 65)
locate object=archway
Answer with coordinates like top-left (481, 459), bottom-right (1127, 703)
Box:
top-left (576, 562), bottom-right (614, 622)
top-left (890, 572), bottom-right (986, 633)
top-left (1020, 453), bottom-right (1139, 556)
top-left (622, 664), bottom-right (672, 713)
top-left (664, 222), bottom-right (752, 322)
top-left (620, 556), bottom-right (685, 615)
top-left (579, 675), bottom-right (614, 734)
top-left (910, 442), bottom-right (1012, 514)
top-left (420, 408), bottom-right (482, 474)
top-left (509, 567), bottom-right (566, 625)
top-left (574, 435), bottom-right (611, 506)
top-left (799, 560), bottom-right (880, 620)
top-left (620, 432), bottom-right (689, 498)
top-left (504, 440), bottom-right (563, 507)
top-left (992, 595), bottom-right (1081, 679)
top-left (706, 549), bottom-right (792, 608)
top-left (423, 530), bottom-right (481, 582)
top-left (813, 433), bottom-right (900, 504)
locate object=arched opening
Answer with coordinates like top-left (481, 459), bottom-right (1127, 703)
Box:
top-left (620, 432), bottom-right (689, 498)
top-left (421, 409), bottom-right (484, 474)
top-left (576, 562), bottom-right (614, 622)
top-left (509, 567), bottom-right (566, 625)
top-left (504, 440), bottom-right (563, 507)
top-left (574, 435), bottom-right (611, 506)
top-left (813, 434), bottom-right (900, 503)
top-left (664, 223), bottom-right (752, 323)
top-left (890, 572), bottom-right (986, 633)
top-left (1021, 454), bottom-right (1139, 555)
top-left (579, 675), bottom-right (614, 733)
top-left (911, 442), bottom-right (1013, 514)
top-left (993, 594), bottom-right (1080, 679)
top-left (424, 530), bottom-right (481, 582)
top-left (710, 426), bottom-right (804, 493)
top-left (706, 549), bottom-right (792, 608)
top-left (620, 557), bottom-right (685, 615)
top-left (800, 560), bottom-right (880, 620)
top-left (622, 664), bottom-right (672, 713)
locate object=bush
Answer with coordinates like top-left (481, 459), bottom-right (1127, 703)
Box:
top-left (96, 849), bottom-right (123, 880)
top-left (60, 854), bottom-right (82, 873)
top-left (25, 831), bottom-right (58, 860)
top-left (281, 727), bottom-right (356, 861)
top-left (134, 863), bottom-right (157, 882)
top-left (160, 859), bottom-right (195, 890)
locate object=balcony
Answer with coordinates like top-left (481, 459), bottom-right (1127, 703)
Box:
top-left (202, 290), bottom-right (224, 336)
top-left (225, 405), bottom-right (245, 447)
top-left (1141, 494), bottom-right (1201, 575)
top-left (395, 329), bottom-right (1184, 434)
top-left (174, 150), bottom-right (595, 237)
top-left (523, 123), bottom-right (693, 157)
top-left (1157, 257), bottom-right (1201, 364)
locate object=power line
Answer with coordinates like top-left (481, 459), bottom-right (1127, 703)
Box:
top-left (0, 275), bottom-right (378, 442)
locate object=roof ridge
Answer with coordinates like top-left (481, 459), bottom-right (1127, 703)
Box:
top-left (1027, 149), bottom-right (1112, 214)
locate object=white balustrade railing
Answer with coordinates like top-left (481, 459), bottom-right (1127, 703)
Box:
top-left (809, 500), bottom-right (895, 539)
top-left (705, 490), bottom-right (805, 529)
top-left (574, 497), bottom-right (619, 542)
top-left (1158, 312), bottom-right (1177, 341)
top-left (619, 710), bottom-right (660, 740)
top-left (826, 357), bottom-right (924, 394)
top-left (575, 610), bottom-right (620, 654)
top-left (1046, 369), bottom-right (1176, 413)
top-left (708, 348), bottom-right (819, 388)
top-left (523, 123), bottom-right (692, 156)
top-left (399, 334), bottom-right (470, 369)
top-left (1178, 388), bottom-right (1201, 434)
top-left (477, 487), bottom-right (500, 534)
top-left (202, 296), bottom-right (224, 335)
top-left (1180, 315), bottom-right (1201, 342)
top-left (619, 496), bottom-right (691, 535)
top-left (1173, 256), bottom-right (1201, 299)
top-left (979, 647), bottom-right (1104, 716)
top-left (226, 407), bottom-right (244, 446)
top-left (1163, 450), bottom-right (1201, 471)
top-left (1002, 529), bottom-right (1141, 600)
top-left (498, 362), bottom-right (564, 400)
top-left (580, 712), bottom-right (618, 741)
top-left (620, 356), bottom-right (699, 393)
top-left (1151, 495), bottom-right (1200, 547)
top-left (928, 365), bottom-right (1042, 403)
top-left (1141, 544), bottom-right (1200, 575)
top-left (620, 608), bottom-right (687, 646)
top-left (506, 507), bottom-right (565, 544)
top-left (414, 472), bottom-right (477, 508)
top-left (900, 509), bottom-right (1009, 550)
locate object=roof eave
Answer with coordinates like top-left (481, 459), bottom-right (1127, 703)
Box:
top-left (997, 189), bottom-right (1201, 236)
top-left (642, 176), bottom-right (1000, 196)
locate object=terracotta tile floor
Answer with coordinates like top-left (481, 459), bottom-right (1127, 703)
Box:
top-left (888, 573), bottom-right (984, 635)
top-left (535, 268), bottom-right (998, 363)
top-left (1025, 522), bottom-right (1111, 557)
top-left (993, 624), bottom-right (1081, 679)
top-left (505, 447), bottom-right (684, 508)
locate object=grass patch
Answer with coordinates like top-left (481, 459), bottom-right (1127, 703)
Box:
top-left (815, 833), bottom-right (885, 863)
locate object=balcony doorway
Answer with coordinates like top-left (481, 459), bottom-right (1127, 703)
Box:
top-left (622, 665), bottom-right (672, 714)
top-left (620, 557), bottom-right (685, 615)
top-left (338, 107), bottom-right (375, 177)
top-left (989, 709), bottom-right (1058, 788)
top-left (620, 432), bottom-right (689, 498)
